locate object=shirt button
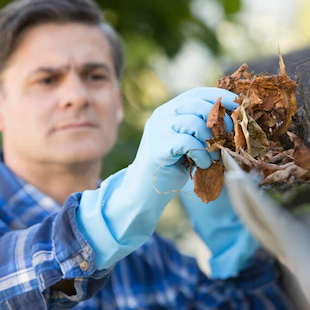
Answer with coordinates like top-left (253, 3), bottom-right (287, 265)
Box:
top-left (80, 260), bottom-right (89, 271)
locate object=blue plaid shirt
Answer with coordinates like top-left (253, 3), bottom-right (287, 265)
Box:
top-left (0, 156), bottom-right (292, 309)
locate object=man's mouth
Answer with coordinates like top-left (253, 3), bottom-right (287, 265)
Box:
top-left (55, 122), bottom-right (97, 131)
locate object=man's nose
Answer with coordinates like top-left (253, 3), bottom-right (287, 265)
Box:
top-left (58, 74), bottom-right (89, 110)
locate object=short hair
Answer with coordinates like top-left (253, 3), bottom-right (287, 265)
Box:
top-left (0, 0), bottom-right (123, 79)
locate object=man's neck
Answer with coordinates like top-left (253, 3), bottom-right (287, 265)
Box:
top-left (3, 152), bottom-right (102, 205)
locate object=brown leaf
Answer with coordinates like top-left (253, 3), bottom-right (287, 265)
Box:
top-left (261, 165), bottom-right (294, 185)
top-left (239, 99), bottom-right (270, 157)
top-left (278, 45), bottom-right (286, 77)
top-left (287, 132), bottom-right (310, 170)
top-left (247, 115), bottom-right (270, 157)
top-left (217, 52), bottom-right (297, 141)
top-left (239, 100), bottom-right (250, 151)
top-left (294, 166), bottom-right (310, 181)
top-left (198, 50), bottom-right (300, 190)
top-left (193, 163), bottom-right (224, 203)
top-left (239, 148), bottom-right (260, 168)
top-left (261, 161), bottom-right (295, 178)
top-left (267, 149), bottom-right (294, 164)
top-left (231, 106), bottom-right (246, 153)
top-left (275, 88), bottom-right (297, 137)
top-left (207, 97), bottom-right (226, 140)
top-left (206, 138), bottom-right (226, 152)
top-left (261, 164), bottom-right (310, 185)
top-left (215, 143), bottom-right (254, 169)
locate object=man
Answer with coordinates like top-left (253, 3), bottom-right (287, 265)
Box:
top-left (0, 0), bottom-right (292, 309)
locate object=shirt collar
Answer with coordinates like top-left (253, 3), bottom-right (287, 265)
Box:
top-left (0, 150), bottom-right (61, 227)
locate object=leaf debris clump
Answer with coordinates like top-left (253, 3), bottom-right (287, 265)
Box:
top-left (191, 51), bottom-right (310, 203)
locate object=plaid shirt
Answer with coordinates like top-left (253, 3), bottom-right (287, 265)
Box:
top-left (0, 156), bottom-right (292, 310)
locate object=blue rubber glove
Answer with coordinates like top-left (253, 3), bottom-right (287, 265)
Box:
top-left (76, 87), bottom-right (239, 270)
top-left (180, 179), bottom-right (260, 280)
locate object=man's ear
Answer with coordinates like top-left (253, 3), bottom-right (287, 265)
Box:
top-left (116, 88), bottom-right (124, 125)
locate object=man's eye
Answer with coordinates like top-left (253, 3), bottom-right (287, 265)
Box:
top-left (38, 76), bottom-right (58, 85)
top-left (88, 74), bottom-right (107, 81)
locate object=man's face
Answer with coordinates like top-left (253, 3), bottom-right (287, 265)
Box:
top-left (0, 22), bottom-right (123, 165)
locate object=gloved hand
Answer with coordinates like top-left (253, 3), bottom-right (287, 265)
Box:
top-left (76, 87), bottom-right (238, 270)
top-left (180, 178), bottom-right (260, 280)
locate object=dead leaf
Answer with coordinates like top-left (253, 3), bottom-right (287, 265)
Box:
top-left (206, 138), bottom-right (226, 152)
top-left (261, 164), bottom-right (310, 185)
top-left (261, 161), bottom-right (295, 177)
top-left (238, 98), bottom-right (270, 157)
top-left (189, 49), bottom-right (301, 200)
top-left (278, 45), bottom-right (286, 77)
top-left (231, 106), bottom-right (246, 153)
top-left (267, 149), bottom-right (294, 164)
top-left (275, 88), bottom-right (297, 138)
top-left (214, 143), bottom-right (253, 168)
top-left (193, 163), bottom-right (224, 203)
top-left (261, 165), bottom-right (297, 185)
top-left (247, 114), bottom-right (270, 157)
top-left (217, 51), bottom-right (297, 141)
top-left (239, 100), bottom-right (250, 152)
top-left (207, 97), bottom-right (226, 140)
top-left (287, 132), bottom-right (310, 170)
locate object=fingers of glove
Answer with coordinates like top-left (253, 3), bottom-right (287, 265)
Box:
top-left (174, 98), bottom-right (234, 132)
top-left (174, 134), bottom-right (211, 169)
top-left (172, 87), bottom-right (238, 111)
top-left (170, 114), bottom-right (224, 161)
top-left (174, 98), bottom-right (213, 122)
top-left (171, 114), bottom-right (213, 147)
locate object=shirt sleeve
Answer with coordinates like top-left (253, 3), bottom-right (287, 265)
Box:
top-left (0, 193), bottom-right (112, 310)
top-left (134, 233), bottom-right (294, 310)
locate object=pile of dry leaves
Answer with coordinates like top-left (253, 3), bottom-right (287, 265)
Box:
top-left (192, 52), bottom-right (310, 203)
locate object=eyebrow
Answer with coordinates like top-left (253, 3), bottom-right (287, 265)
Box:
top-left (28, 62), bottom-right (111, 76)
top-left (82, 63), bottom-right (111, 72)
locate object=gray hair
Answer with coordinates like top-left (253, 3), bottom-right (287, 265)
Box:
top-left (0, 0), bottom-right (123, 79)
